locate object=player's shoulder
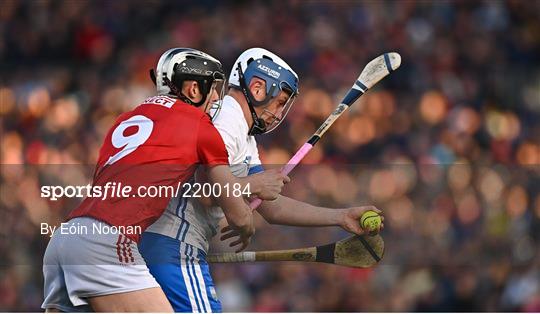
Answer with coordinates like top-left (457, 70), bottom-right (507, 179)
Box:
top-left (213, 95), bottom-right (248, 135)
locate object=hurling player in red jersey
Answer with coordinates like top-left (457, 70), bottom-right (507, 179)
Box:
top-left (42, 48), bottom-right (289, 312)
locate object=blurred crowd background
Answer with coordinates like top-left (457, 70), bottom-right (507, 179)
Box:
top-left (1, 0), bottom-right (540, 311)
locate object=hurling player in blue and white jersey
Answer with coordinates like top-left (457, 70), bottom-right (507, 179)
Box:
top-left (139, 48), bottom-right (383, 312)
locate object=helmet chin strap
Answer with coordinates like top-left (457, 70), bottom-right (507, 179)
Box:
top-left (236, 62), bottom-right (276, 135)
top-left (249, 115), bottom-right (267, 136)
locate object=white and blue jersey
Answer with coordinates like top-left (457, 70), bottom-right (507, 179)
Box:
top-left (139, 95), bottom-right (263, 312)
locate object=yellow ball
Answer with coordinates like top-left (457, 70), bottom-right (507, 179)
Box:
top-left (360, 210), bottom-right (382, 234)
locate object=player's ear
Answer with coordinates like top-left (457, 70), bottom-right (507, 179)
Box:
top-left (248, 77), bottom-right (266, 102)
top-left (183, 81), bottom-right (201, 102)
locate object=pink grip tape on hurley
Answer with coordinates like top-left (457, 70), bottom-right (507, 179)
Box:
top-left (249, 143), bottom-right (314, 209)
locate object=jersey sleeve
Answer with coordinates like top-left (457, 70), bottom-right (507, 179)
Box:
top-left (215, 126), bottom-right (239, 165)
top-left (248, 164), bottom-right (264, 175)
top-left (248, 141), bottom-right (264, 175)
top-left (197, 116), bottom-right (229, 166)
top-left (213, 106), bottom-right (240, 165)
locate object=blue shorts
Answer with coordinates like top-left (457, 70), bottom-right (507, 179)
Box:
top-left (138, 232), bottom-right (222, 313)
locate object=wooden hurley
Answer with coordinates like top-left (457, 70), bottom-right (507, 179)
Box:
top-left (207, 234), bottom-right (384, 268)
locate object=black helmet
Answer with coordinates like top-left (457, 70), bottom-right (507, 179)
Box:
top-left (150, 48), bottom-right (225, 107)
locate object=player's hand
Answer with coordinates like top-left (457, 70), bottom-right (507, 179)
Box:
top-left (220, 224), bottom-right (254, 253)
top-left (249, 168), bottom-right (290, 201)
top-left (339, 206), bottom-right (384, 235)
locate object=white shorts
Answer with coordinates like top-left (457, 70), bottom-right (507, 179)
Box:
top-left (42, 217), bottom-right (160, 312)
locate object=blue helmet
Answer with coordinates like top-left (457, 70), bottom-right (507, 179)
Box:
top-left (243, 58), bottom-right (299, 101)
top-left (229, 48), bottom-right (299, 134)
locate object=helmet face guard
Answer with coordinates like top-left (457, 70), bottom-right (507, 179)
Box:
top-left (236, 58), bottom-right (299, 135)
top-left (206, 77), bottom-right (226, 121)
top-left (260, 84), bottom-right (297, 134)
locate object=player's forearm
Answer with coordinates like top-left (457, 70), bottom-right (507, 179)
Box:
top-left (217, 192), bottom-right (254, 234)
top-left (258, 195), bottom-right (344, 227)
top-left (207, 166), bottom-right (253, 230)
top-left (221, 200), bottom-right (253, 231)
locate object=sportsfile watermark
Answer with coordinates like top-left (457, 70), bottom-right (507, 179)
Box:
top-left (2, 163), bottom-right (538, 267)
top-left (40, 181), bottom-right (252, 201)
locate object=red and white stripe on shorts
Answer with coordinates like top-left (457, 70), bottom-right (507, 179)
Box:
top-left (116, 234), bottom-right (135, 264)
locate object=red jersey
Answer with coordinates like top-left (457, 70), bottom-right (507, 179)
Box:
top-left (68, 96), bottom-right (228, 242)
